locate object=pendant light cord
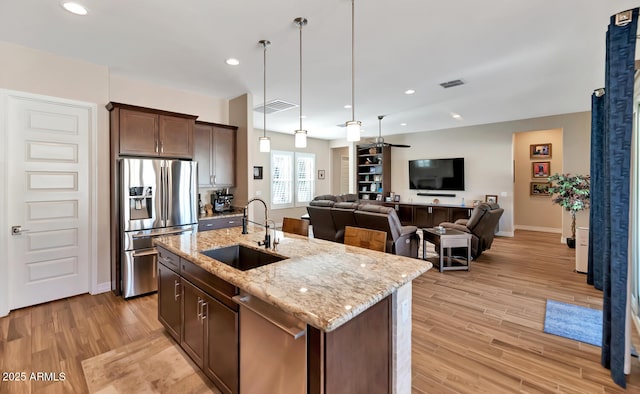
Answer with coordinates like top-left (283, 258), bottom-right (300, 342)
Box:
top-left (299, 22), bottom-right (303, 131)
top-left (351, 0), bottom-right (355, 122)
top-left (263, 42), bottom-right (267, 138)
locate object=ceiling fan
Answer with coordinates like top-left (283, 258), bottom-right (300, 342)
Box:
top-left (360, 115), bottom-right (411, 148)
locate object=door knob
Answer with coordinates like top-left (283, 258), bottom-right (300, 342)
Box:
top-left (11, 225), bottom-right (29, 235)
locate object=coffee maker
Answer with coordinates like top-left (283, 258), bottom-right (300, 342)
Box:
top-left (212, 189), bottom-right (234, 212)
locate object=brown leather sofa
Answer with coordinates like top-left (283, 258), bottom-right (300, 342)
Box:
top-left (439, 202), bottom-right (504, 258)
top-left (306, 198), bottom-right (419, 257)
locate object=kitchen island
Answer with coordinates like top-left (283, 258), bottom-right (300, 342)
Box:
top-left (155, 226), bottom-right (432, 393)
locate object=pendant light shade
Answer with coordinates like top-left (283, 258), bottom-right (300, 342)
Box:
top-left (259, 39), bottom-right (271, 153)
top-left (345, 0), bottom-right (360, 142)
top-left (259, 136), bottom-right (270, 152)
top-left (294, 17), bottom-right (308, 149)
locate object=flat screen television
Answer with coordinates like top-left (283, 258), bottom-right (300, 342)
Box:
top-left (408, 158), bottom-right (465, 191)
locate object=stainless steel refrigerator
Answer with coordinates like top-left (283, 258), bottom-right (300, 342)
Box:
top-left (120, 158), bottom-right (197, 298)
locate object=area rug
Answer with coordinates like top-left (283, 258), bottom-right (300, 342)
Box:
top-left (543, 299), bottom-right (602, 346)
top-left (81, 330), bottom-right (219, 393)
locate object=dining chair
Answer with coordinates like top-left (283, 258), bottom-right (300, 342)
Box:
top-left (282, 217), bottom-right (309, 237)
top-left (343, 226), bottom-right (387, 252)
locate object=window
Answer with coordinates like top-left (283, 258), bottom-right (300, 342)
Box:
top-left (271, 150), bottom-right (315, 209)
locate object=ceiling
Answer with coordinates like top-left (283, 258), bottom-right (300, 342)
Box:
top-left (0, 1), bottom-right (636, 141)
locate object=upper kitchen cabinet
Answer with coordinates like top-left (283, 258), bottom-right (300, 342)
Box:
top-left (194, 121), bottom-right (237, 188)
top-left (107, 102), bottom-right (197, 159)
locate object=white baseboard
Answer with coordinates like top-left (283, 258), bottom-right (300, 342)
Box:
top-left (91, 281), bottom-right (112, 295)
top-left (496, 231), bottom-right (514, 237)
top-left (514, 225), bottom-right (562, 234)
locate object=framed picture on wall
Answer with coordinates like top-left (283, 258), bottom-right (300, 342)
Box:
top-left (530, 182), bottom-right (551, 196)
top-left (485, 195), bottom-right (498, 204)
top-left (530, 143), bottom-right (552, 159)
top-left (532, 161), bottom-right (550, 178)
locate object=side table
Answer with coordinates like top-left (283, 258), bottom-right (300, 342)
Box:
top-left (422, 227), bottom-right (472, 272)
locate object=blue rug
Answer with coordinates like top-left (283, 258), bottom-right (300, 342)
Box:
top-left (543, 299), bottom-right (602, 346)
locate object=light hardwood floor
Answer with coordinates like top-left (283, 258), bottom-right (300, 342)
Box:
top-left (0, 230), bottom-right (638, 393)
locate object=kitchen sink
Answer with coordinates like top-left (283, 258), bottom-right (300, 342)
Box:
top-left (200, 244), bottom-right (284, 271)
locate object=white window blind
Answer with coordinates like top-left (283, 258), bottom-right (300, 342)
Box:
top-left (296, 153), bottom-right (315, 205)
top-left (271, 150), bottom-right (315, 209)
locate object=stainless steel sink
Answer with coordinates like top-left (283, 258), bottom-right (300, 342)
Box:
top-left (200, 244), bottom-right (284, 271)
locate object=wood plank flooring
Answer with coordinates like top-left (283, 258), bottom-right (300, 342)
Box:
top-left (0, 230), bottom-right (638, 393)
top-left (412, 230), bottom-right (640, 393)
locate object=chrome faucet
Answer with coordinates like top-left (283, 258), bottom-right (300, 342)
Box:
top-left (242, 197), bottom-right (271, 249)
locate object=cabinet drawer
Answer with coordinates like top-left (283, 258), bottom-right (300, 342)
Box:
top-left (181, 260), bottom-right (238, 311)
top-left (198, 217), bottom-right (243, 232)
top-left (157, 246), bottom-right (180, 273)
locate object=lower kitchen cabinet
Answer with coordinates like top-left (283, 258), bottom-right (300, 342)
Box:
top-left (159, 262), bottom-right (239, 394)
top-left (158, 263), bottom-right (181, 342)
top-left (181, 280), bottom-right (206, 368)
top-left (204, 294), bottom-right (239, 394)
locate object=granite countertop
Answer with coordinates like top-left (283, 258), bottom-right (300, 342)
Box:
top-left (154, 227), bottom-right (432, 332)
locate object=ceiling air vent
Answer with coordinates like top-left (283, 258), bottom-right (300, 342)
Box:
top-left (254, 99), bottom-right (298, 114)
top-left (439, 79), bottom-right (465, 89)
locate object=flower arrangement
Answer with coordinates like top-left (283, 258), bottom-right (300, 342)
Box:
top-left (547, 173), bottom-right (590, 240)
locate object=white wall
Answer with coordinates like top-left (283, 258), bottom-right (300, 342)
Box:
top-left (250, 129), bottom-right (332, 225)
top-left (381, 111), bottom-right (591, 237)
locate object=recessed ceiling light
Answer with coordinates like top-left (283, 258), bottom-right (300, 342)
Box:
top-left (344, 104), bottom-right (352, 109)
top-left (62, 2), bottom-right (88, 15)
top-left (400, 123), bottom-right (407, 126)
top-left (451, 112), bottom-right (462, 120)
top-left (225, 58), bottom-right (240, 66)
top-left (404, 89), bottom-right (415, 95)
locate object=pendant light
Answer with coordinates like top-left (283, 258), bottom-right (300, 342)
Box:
top-left (259, 39), bottom-right (271, 153)
top-left (345, 0), bottom-right (361, 142)
top-left (294, 17), bottom-right (308, 148)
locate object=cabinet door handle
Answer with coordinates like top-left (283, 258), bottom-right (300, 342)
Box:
top-left (174, 280), bottom-right (180, 301)
top-left (210, 175), bottom-right (214, 184)
top-left (155, 139), bottom-right (159, 153)
top-left (213, 175), bottom-right (217, 184)
top-left (201, 302), bottom-right (208, 322)
top-left (197, 297), bottom-right (203, 320)
top-left (160, 140), bottom-right (164, 153)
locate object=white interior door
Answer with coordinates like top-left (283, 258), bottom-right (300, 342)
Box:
top-left (6, 94), bottom-right (91, 310)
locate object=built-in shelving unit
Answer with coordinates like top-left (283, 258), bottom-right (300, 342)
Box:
top-left (356, 145), bottom-right (391, 201)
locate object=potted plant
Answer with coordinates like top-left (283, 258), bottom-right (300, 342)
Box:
top-left (547, 173), bottom-right (590, 248)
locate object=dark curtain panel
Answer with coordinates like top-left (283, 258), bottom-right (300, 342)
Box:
top-left (593, 8), bottom-right (638, 388)
top-left (588, 92), bottom-right (605, 289)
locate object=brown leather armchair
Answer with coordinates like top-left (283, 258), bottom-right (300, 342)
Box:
top-left (439, 202), bottom-right (503, 258)
top-left (354, 204), bottom-right (419, 258)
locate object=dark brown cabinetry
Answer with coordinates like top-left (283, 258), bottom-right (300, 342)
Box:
top-left (108, 103), bottom-right (196, 159)
top-left (356, 145), bottom-right (391, 201)
top-left (203, 293), bottom-right (239, 394)
top-left (414, 205), bottom-right (450, 227)
top-left (194, 122), bottom-right (237, 188)
top-left (385, 203), bottom-right (475, 228)
top-left (158, 263), bottom-right (181, 342)
top-left (181, 279), bottom-right (207, 367)
top-left (157, 250), bottom-right (239, 394)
